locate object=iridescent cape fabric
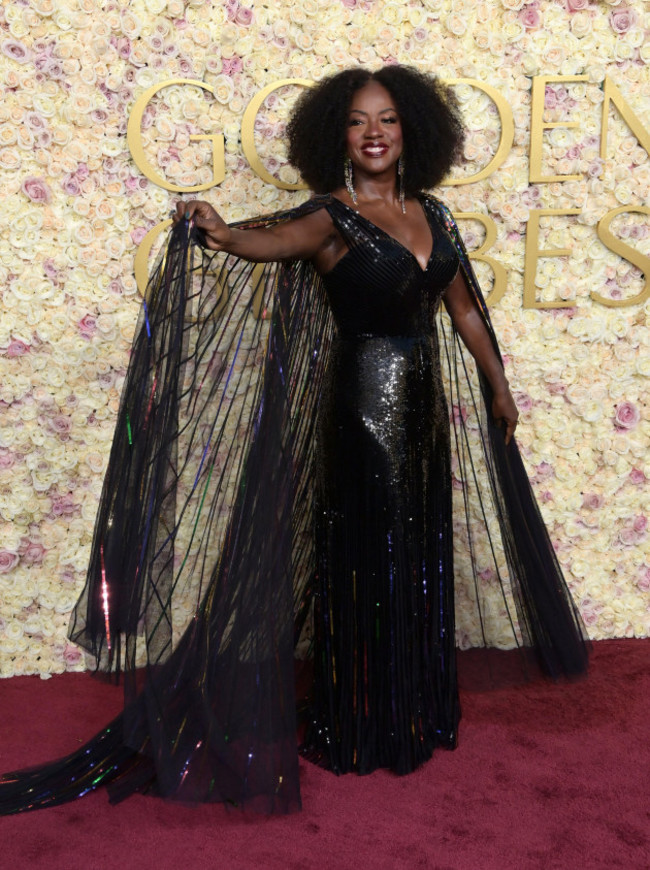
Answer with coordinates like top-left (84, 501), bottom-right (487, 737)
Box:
top-left (0, 195), bottom-right (589, 815)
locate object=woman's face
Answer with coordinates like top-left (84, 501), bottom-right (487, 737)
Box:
top-left (345, 80), bottom-right (403, 177)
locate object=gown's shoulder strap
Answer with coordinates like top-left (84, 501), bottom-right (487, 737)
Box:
top-left (420, 193), bottom-right (498, 350)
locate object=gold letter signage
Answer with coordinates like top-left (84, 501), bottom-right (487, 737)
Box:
top-left (130, 76), bottom-right (650, 307)
top-left (127, 79), bottom-right (225, 193)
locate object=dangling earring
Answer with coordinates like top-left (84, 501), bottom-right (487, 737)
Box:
top-left (344, 156), bottom-right (358, 206)
top-left (398, 154), bottom-right (406, 215)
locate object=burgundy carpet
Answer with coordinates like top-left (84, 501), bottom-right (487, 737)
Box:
top-left (0, 639), bottom-right (648, 870)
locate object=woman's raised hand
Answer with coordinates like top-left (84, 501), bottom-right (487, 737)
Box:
top-left (491, 388), bottom-right (519, 446)
top-left (172, 200), bottom-right (232, 250)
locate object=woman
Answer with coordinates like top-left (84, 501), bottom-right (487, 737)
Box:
top-left (0, 66), bottom-right (588, 815)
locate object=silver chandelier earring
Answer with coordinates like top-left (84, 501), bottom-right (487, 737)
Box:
top-left (344, 156), bottom-right (358, 206)
top-left (398, 154), bottom-right (406, 214)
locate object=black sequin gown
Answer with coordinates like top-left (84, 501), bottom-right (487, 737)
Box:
top-left (304, 198), bottom-right (460, 774)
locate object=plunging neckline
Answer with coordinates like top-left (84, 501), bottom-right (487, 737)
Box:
top-left (331, 196), bottom-right (435, 273)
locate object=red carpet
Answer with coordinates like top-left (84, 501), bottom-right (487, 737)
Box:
top-left (0, 639), bottom-right (648, 870)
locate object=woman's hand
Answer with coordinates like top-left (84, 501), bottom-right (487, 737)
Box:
top-left (491, 388), bottom-right (519, 445)
top-left (173, 200), bottom-right (232, 250)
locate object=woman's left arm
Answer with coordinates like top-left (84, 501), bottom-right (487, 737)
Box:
top-left (443, 270), bottom-right (519, 444)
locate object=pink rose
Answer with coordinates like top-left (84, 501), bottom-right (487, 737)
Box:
top-left (47, 415), bottom-right (72, 437)
top-left (21, 176), bottom-right (52, 204)
top-left (43, 258), bottom-right (58, 280)
top-left (97, 371), bottom-right (116, 389)
top-left (62, 175), bottom-right (81, 196)
top-left (36, 57), bottom-right (64, 80)
top-left (582, 493), bottom-right (603, 510)
top-left (618, 516), bottom-right (647, 546)
top-left (614, 401), bottom-right (640, 430)
top-left (0, 550), bottom-right (20, 573)
top-left (24, 112), bottom-right (47, 132)
top-left (609, 7), bottom-right (638, 34)
top-left (0, 450), bottom-right (15, 469)
top-left (521, 187), bottom-right (541, 206)
top-left (91, 108), bottom-right (109, 124)
top-left (544, 87), bottom-right (558, 110)
top-left (116, 37), bottom-right (131, 59)
top-left (1, 40), bottom-right (32, 63)
top-left (63, 643), bottom-right (83, 666)
top-left (637, 568), bottom-right (650, 592)
top-left (566, 0), bottom-right (589, 11)
top-left (629, 468), bottom-right (646, 485)
top-left (535, 461), bottom-right (554, 480)
top-left (19, 540), bottom-right (46, 565)
top-left (60, 568), bottom-right (78, 585)
top-left (78, 314), bottom-right (98, 338)
top-left (519, 7), bottom-right (541, 29)
top-left (587, 160), bottom-right (603, 179)
top-left (513, 392), bottom-right (533, 413)
top-left (51, 494), bottom-right (78, 517)
top-left (235, 6), bottom-right (253, 26)
top-left (579, 597), bottom-right (600, 627)
top-left (451, 404), bottom-right (467, 424)
top-left (6, 339), bottom-right (29, 357)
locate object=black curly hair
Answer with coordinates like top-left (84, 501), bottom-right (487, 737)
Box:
top-left (286, 66), bottom-right (465, 196)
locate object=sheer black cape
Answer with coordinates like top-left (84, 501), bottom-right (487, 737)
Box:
top-left (0, 196), bottom-right (589, 815)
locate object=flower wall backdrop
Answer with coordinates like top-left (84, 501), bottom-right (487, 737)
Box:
top-left (0, 0), bottom-right (648, 677)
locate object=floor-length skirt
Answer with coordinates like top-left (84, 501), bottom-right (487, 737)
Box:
top-left (304, 332), bottom-right (460, 774)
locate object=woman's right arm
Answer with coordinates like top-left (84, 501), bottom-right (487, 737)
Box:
top-left (173, 200), bottom-right (335, 264)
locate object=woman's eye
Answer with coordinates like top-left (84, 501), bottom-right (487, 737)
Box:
top-left (382, 116), bottom-right (398, 124)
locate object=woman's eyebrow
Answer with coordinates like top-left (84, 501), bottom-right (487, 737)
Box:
top-left (349, 107), bottom-right (397, 115)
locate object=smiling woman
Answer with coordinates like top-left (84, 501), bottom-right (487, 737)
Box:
top-left (286, 66), bottom-right (465, 196)
top-left (0, 65), bottom-right (589, 816)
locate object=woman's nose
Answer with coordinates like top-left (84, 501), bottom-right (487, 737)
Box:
top-left (364, 117), bottom-right (381, 137)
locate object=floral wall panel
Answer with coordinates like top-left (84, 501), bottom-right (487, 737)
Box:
top-left (0, 0), bottom-right (648, 677)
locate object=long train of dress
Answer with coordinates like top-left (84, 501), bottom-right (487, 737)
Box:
top-left (0, 196), bottom-right (589, 815)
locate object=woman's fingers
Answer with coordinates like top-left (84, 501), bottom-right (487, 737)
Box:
top-left (492, 391), bottom-right (519, 445)
top-left (172, 200), bottom-right (219, 225)
top-left (170, 200), bottom-right (231, 250)
top-left (504, 415), bottom-right (517, 445)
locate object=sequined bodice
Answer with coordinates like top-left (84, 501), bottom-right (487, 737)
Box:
top-left (321, 197), bottom-right (459, 338)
